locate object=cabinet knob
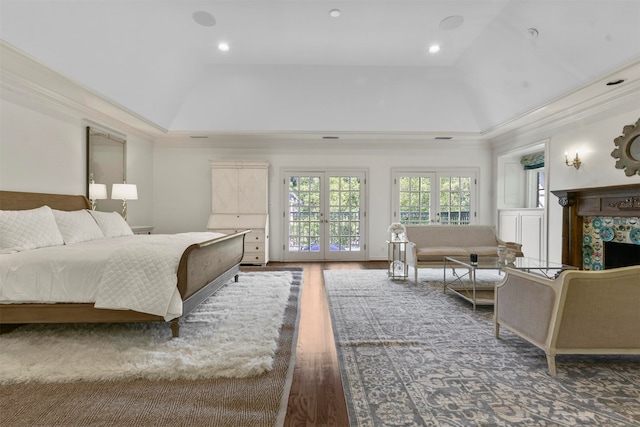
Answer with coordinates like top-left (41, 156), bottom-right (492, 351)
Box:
top-left (256, 246), bottom-right (259, 250)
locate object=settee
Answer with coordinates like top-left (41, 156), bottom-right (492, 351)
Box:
top-left (494, 266), bottom-right (640, 376)
top-left (405, 225), bottom-right (522, 283)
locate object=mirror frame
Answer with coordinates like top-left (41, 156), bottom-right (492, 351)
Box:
top-left (611, 117), bottom-right (640, 177)
top-left (86, 126), bottom-right (127, 211)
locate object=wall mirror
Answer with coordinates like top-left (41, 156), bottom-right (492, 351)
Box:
top-left (611, 118), bottom-right (640, 177)
top-left (86, 126), bottom-right (126, 212)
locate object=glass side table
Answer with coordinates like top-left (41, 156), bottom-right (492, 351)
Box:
top-left (387, 240), bottom-right (409, 280)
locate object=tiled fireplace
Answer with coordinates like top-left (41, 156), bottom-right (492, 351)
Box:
top-left (581, 215), bottom-right (640, 270)
top-left (551, 184), bottom-right (640, 269)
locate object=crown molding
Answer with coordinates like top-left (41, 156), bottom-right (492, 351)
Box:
top-left (487, 59), bottom-right (640, 146)
top-left (0, 41), bottom-right (166, 141)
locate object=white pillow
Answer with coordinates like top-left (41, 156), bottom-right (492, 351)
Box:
top-left (0, 205), bottom-right (65, 253)
top-left (88, 210), bottom-right (133, 238)
top-left (52, 209), bottom-right (104, 244)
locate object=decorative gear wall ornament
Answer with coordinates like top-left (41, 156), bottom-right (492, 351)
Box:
top-left (611, 117), bottom-right (640, 177)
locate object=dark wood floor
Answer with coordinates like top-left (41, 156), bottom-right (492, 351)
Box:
top-left (244, 261), bottom-right (387, 427)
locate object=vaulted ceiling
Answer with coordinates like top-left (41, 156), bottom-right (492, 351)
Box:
top-left (1, 0), bottom-right (639, 138)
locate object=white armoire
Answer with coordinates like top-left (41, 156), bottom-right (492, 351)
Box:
top-left (207, 160), bottom-right (269, 265)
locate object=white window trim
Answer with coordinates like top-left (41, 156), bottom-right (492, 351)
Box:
top-left (391, 168), bottom-right (479, 225)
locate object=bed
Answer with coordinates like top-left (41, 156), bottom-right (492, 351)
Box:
top-left (0, 190), bottom-right (249, 337)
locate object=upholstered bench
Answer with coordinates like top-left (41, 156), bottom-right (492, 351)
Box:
top-left (405, 225), bottom-right (522, 282)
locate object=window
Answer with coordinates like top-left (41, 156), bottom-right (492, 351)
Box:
top-left (527, 169), bottom-right (545, 208)
top-left (438, 175), bottom-right (472, 225)
top-left (536, 171), bottom-right (545, 208)
top-left (393, 170), bottom-right (477, 225)
top-left (398, 174), bottom-right (433, 225)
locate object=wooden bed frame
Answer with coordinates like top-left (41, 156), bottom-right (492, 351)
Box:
top-left (0, 190), bottom-right (249, 337)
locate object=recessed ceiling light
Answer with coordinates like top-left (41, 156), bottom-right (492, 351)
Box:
top-left (192, 11), bottom-right (216, 27)
top-left (439, 15), bottom-right (464, 30)
top-left (606, 79), bottom-right (625, 86)
top-left (218, 42), bottom-right (230, 52)
top-left (329, 9), bottom-right (341, 18)
top-left (429, 45), bottom-right (440, 53)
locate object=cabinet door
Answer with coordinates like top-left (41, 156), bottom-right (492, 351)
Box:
top-left (238, 167), bottom-right (268, 214)
top-left (521, 212), bottom-right (544, 259)
top-left (499, 211), bottom-right (519, 243)
top-left (212, 168), bottom-right (239, 213)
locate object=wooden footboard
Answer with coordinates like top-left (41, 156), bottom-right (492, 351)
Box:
top-left (172, 230), bottom-right (249, 336)
top-left (177, 230), bottom-right (249, 300)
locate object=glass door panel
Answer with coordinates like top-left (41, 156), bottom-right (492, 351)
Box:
top-left (326, 174), bottom-right (363, 260)
top-left (287, 174), bottom-right (323, 259)
top-left (394, 173), bottom-right (435, 225)
top-left (439, 175), bottom-right (472, 225)
top-left (285, 171), bottom-right (365, 261)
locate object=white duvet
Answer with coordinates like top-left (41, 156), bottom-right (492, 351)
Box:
top-left (0, 232), bottom-right (224, 321)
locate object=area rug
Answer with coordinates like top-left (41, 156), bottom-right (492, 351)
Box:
top-left (0, 270), bottom-right (294, 383)
top-left (0, 269), bottom-right (302, 427)
top-left (324, 269), bottom-right (640, 427)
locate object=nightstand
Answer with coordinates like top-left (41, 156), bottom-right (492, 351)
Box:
top-left (131, 226), bottom-right (154, 235)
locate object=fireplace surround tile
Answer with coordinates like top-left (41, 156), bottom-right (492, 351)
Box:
top-left (582, 216), bottom-right (640, 270)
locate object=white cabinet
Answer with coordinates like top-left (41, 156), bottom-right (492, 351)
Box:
top-left (499, 209), bottom-right (545, 260)
top-left (211, 163), bottom-right (268, 214)
top-left (207, 160), bottom-right (269, 266)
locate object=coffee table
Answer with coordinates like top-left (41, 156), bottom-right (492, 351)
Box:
top-left (443, 256), bottom-right (577, 310)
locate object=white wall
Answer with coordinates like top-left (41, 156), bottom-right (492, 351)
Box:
top-left (152, 141), bottom-right (494, 261)
top-left (0, 97), bottom-right (155, 227)
top-left (492, 101), bottom-right (640, 264)
top-left (1, 99), bottom-right (86, 195)
top-left (170, 65), bottom-right (483, 133)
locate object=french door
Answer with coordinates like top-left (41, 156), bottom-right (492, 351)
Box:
top-left (392, 170), bottom-right (477, 225)
top-left (284, 170), bottom-right (366, 261)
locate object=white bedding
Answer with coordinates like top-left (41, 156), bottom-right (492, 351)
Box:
top-left (0, 232), bottom-right (225, 321)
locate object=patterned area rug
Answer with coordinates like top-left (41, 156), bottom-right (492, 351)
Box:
top-left (324, 269), bottom-right (640, 427)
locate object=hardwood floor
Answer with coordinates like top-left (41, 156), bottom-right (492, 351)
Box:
top-left (244, 261), bottom-right (387, 427)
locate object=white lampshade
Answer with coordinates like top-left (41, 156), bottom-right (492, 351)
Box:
top-left (89, 183), bottom-right (107, 200)
top-left (111, 183), bottom-right (138, 200)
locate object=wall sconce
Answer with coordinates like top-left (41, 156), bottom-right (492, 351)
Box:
top-left (565, 151), bottom-right (581, 169)
top-left (88, 183), bottom-right (107, 210)
top-left (111, 182), bottom-right (138, 221)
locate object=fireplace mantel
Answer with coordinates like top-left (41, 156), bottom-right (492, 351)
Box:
top-left (551, 184), bottom-right (640, 267)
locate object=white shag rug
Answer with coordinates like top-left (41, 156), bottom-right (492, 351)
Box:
top-left (0, 271), bottom-right (293, 384)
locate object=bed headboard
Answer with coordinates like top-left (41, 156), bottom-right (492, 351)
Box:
top-left (0, 190), bottom-right (91, 211)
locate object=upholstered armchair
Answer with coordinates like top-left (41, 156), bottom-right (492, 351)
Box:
top-left (494, 266), bottom-right (640, 376)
